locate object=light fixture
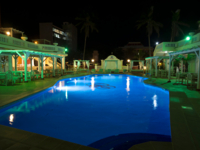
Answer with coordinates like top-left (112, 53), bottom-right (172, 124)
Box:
top-left (6, 31), bottom-right (10, 36)
top-left (186, 36), bottom-right (191, 41)
top-left (65, 48), bottom-right (68, 52)
top-left (91, 59), bottom-right (94, 62)
top-left (127, 59), bottom-right (130, 62)
top-left (144, 66), bottom-right (146, 70)
top-left (156, 42), bottom-right (159, 45)
top-left (34, 41), bottom-right (38, 44)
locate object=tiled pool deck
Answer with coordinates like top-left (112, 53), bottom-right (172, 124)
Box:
top-left (0, 73), bottom-right (200, 150)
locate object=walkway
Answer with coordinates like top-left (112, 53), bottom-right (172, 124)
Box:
top-left (1, 73), bottom-right (200, 149)
top-left (129, 77), bottom-right (200, 150)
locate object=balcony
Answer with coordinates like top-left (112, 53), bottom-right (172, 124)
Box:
top-left (0, 33), bottom-right (65, 54)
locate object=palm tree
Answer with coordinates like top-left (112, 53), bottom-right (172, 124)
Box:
top-left (75, 13), bottom-right (98, 60)
top-left (136, 6), bottom-right (163, 57)
top-left (170, 9), bottom-right (189, 42)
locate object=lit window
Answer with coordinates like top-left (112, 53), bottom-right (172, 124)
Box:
top-left (54, 33), bottom-right (60, 38)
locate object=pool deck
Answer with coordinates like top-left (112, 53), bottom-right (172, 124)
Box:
top-left (0, 73), bottom-right (200, 150)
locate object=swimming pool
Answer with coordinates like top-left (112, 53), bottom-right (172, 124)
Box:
top-left (0, 74), bottom-right (171, 149)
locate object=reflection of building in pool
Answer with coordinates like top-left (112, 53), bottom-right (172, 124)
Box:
top-left (7, 88), bottom-right (66, 113)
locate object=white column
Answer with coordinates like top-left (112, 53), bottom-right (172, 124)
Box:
top-left (95, 64), bottom-right (98, 70)
top-left (8, 55), bottom-right (12, 71)
top-left (0, 55), bottom-right (2, 72)
top-left (12, 56), bottom-right (15, 70)
top-left (30, 58), bottom-right (32, 75)
top-left (43, 57), bottom-right (45, 71)
top-left (32, 58), bottom-right (34, 66)
top-left (41, 56), bottom-right (44, 79)
top-left (172, 60), bottom-right (174, 73)
top-left (53, 57), bottom-right (55, 77)
top-left (181, 60), bottom-right (183, 73)
top-left (155, 58), bottom-right (158, 77)
top-left (38, 57), bottom-right (41, 72)
top-left (197, 50), bottom-right (200, 90)
top-left (24, 53), bottom-right (28, 82)
top-left (74, 60), bottom-right (76, 69)
top-left (168, 56), bottom-right (171, 82)
top-left (54, 57), bottom-right (57, 69)
top-left (62, 57), bottom-right (65, 69)
top-left (61, 58), bottom-right (63, 75)
top-left (150, 59), bottom-right (152, 74)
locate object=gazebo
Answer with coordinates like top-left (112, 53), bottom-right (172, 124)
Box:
top-left (0, 50), bottom-right (63, 82)
top-left (73, 60), bottom-right (90, 69)
top-left (101, 55), bottom-right (123, 70)
top-left (167, 47), bottom-right (200, 90)
top-left (145, 56), bottom-right (170, 77)
top-left (129, 60), bottom-right (145, 72)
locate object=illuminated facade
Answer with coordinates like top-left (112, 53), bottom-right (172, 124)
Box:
top-left (39, 22), bottom-right (77, 52)
top-left (0, 27), bottom-right (67, 72)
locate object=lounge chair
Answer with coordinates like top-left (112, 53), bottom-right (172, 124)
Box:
top-left (98, 69), bottom-right (104, 73)
top-left (105, 69), bottom-right (111, 73)
top-left (114, 69), bottom-right (119, 73)
top-left (12, 71), bottom-right (23, 82)
top-left (33, 70), bottom-right (41, 79)
top-left (44, 69), bottom-right (52, 77)
top-left (90, 69), bottom-right (96, 74)
top-left (123, 69), bottom-right (127, 73)
top-left (0, 71), bottom-right (14, 86)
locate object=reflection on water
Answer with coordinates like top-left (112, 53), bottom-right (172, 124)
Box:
top-left (91, 77), bottom-right (95, 91)
top-left (9, 114), bottom-right (14, 125)
top-left (126, 77), bottom-right (130, 92)
top-left (152, 95), bottom-right (158, 110)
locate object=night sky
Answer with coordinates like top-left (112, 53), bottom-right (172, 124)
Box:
top-left (1, 2), bottom-right (199, 59)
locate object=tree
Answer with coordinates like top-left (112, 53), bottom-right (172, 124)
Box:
top-left (170, 9), bottom-right (189, 42)
top-left (75, 12), bottom-right (98, 60)
top-left (136, 6), bottom-right (163, 57)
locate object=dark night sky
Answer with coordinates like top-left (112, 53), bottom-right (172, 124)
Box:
top-left (1, 2), bottom-right (199, 59)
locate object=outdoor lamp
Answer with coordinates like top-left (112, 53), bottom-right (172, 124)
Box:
top-left (6, 32), bottom-right (10, 36)
top-left (156, 42), bottom-right (159, 45)
top-left (144, 66), bottom-right (146, 70)
top-left (65, 48), bottom-right (68, 52)
top-left (34, 41), bottom-right (38, 44)
top-left (127, 59), bottom-right (130, 62)
top-left (186, 36), bottom-right (191, 41)
top-left (91, 59), bottom-right (94, 62)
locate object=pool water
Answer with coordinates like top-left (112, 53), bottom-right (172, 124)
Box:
top-left (0, 74), bottom-right (171, 149)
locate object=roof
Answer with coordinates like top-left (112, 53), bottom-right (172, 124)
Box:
top-left (0, 50), bottom-right (63, 58)
top-left (168, 46), bottom-right (200, 56)
top-left (145, 56), bottom-right (169, 60)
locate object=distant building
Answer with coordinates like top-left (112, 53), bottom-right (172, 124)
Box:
top-left (92, 50), bottom-right (99, 63)
top-left (39, 22), bottom-right (77, 52)
top-left (121, 42), bottom-right (153, 59)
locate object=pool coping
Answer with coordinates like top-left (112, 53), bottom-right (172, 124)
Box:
top-left (1, 73), bottom-right (199, 149)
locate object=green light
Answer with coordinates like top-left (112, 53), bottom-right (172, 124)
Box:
top-left (186, 36), bottom-right (190, 41)
top-left (65, 48), bottom-right (68, 52)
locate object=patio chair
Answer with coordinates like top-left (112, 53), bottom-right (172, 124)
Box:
top-left (105, 69), bottom-right (111, 73)
top-left (5, 70), bottom-right (14, 86)
top-left (0, 72), bottom-right (7, 85)
top-left (33, 70), bottom-right (41, 79)
top-left (186, 73), bottom-right (197, 88)
top-left (114, 69), bottom-right (119, 73)
top-left (123, 69), bottom-right (128, 73)
top-left (12, 71), bottom-right (23, 82)
top-left (90, 69), bottom-right (96, 74)
top-left (98, 69), bottom-right (104, 73)
top-left (44, 69), bottom-right (52, 77)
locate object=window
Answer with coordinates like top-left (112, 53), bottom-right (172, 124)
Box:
top-left (54, 33), bottom-right (60, 38)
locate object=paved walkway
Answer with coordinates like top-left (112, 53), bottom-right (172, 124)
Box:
top-left (0, 73), bottom-right (200, 149)
top-left (129, 77), bottom-right (200, 150)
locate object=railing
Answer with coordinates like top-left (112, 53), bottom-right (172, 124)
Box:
top-left (0, 33), bottom-right (65, 54)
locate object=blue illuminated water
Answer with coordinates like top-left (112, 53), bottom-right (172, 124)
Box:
top-left (0, 74), bottom-right (171, 149)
